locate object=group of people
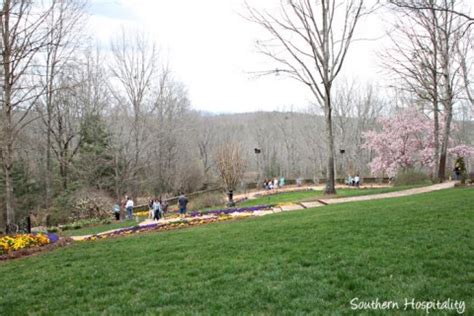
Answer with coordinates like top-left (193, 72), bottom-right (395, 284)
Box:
top-left (113, 196), bottom-right (136, 221)
top-left (346, 174), bottom-right (361, 187)
top-left (147, 198), bottom-right (169, 221)
top-left (263, 177), bottom-right (285, 190)
top-left (112, 197), bottom-right (136, 221)
top-left (113, 192), bottom-right (188, 221)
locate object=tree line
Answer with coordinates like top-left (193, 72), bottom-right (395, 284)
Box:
top-left (1, 0), bottom-right (473, 230)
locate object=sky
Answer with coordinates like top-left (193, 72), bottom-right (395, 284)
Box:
top-left (87, 0), bottom-right (386, 113)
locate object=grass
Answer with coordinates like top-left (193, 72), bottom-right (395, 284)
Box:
top-left (1, 187), bottom-right (472, 315)
top-left (62, 186), bottom-right (425, 237)
top-left (237, 184), bottom-right (425, 207)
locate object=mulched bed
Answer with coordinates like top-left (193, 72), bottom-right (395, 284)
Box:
top-left (0, 237), bottom-right (74, 262)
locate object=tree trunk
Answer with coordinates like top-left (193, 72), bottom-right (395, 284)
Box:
top-left (1, 2), bottom-right (15, 230)
top-left (4, 141), bottom-right (15, 231)
top-left (431, 5), bottom-right (440, 183)
top-left (438, 106), bottom-right (452, 181)
top-left (3, 86), bottom-right (15, 230)
top-left (322, 1), bottom-right (336, 195)
top-left (433, 103), bottom-right (440, 181)
top-left (46, 97), bottom-right (53, 207)
top-left (438, 7), bottom-right (454, 182)
top-left (59, 146), bottom-right (69, 190)
top-left (324, 95), bottom-right (336, 194)
top-left (45, 50), bottom-right (55, 209)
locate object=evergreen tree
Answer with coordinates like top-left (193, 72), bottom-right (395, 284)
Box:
top-left (76, 113), bottom-right (115, 192)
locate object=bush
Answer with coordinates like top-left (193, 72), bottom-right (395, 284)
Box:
top-left (189, 192), bottom-right (226, 210)
top-left (47, 226), bottom-right (59, 233)
top-left (69, 189), bottom-right (114, 221)
top-left (174, 161), bottom-right (205, 193)
top-left (393, 170), bottom-right (431, 186)
top-left (45, 207), bottom-right (71, 227)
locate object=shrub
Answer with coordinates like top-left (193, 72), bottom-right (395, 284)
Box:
top-left (47, 226), bottom-right (59, 233)
top-left (175, 162), bottom-right (205, 193)
top-left (189, 192), bottom-right (226, 210)
top-left (45, 207), bottom-right (71, 227)
top-left (393, 170), bottom-right (431, 186)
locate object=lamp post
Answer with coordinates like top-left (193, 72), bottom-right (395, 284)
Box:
top-left (340, 149), bottom-right (345, 184)
top-left (254, 148), bottom-right (261, 187)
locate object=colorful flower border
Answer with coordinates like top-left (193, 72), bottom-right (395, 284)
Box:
top-left (0, 233), bottom-right (58, 255)
top-left (83, 205), bottom-right (273, 241)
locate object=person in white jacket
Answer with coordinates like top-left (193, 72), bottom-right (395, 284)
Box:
top-left (125, 197), bottom-right (134, 220)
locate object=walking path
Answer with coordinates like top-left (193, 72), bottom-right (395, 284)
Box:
top-left (234, 183), bottom-right (391, 201)
top-left (70, 182), bottom-right (456, 241)
top-left (316, 181), bottom-right (455, 205)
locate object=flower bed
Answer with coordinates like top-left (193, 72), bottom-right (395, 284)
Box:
top-left (134, 210), bottom-right (150, 217)
top-left (190, 205), bottom-right (272, 217)
top-left (83, 216), bottom-right (236, 241)
top-left (81, 205), bottom-right (274, 242)
top-left (0, 233), bottom-right (58, 255)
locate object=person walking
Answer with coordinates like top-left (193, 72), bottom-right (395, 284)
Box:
top-left (279, 176), bottom-right (285, 187)
top-left (125, 196), bottom-right (134, 220)
top-left (148, 198), bottom-right (154, 219)
top-left (113, 202), bottom-right (120, 221)
top-left (161, 198), bottom-right (169, 215)
top-left (153, 198), bottom-right (162, 221)
top-left (178, 193), bottom-right (188, 219)
top-left (354, 175), bottom-right (360, 188)
top-left (454, 163), bottom-right (461, 180)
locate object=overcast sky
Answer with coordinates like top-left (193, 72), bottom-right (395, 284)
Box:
top-left (88, 0), bottom-right (385, 113)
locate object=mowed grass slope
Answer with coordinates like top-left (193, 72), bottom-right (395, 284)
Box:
top-left (1, 188), bottom-right (473, 315)
top-left (63, 186), bottom-right (421, 237)
top-left (237, 185), bottom-right (425, 207)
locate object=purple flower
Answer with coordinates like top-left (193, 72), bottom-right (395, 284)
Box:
top-left (46, 233), bottom-right (59, 243)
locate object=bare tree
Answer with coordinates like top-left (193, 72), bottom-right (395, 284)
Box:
top-left (150, 77), bottom-right (190, 193)
top-left (193, 114), bottom-right (217, 183)
top-left (332, 80), bottom-right (385, 177)
top-left (110, 29), bottom-right (159, 196)
top-left (38, 0), bottom-right (86, 205)
top-left (275, 110), bottom-right (300, 178)
top-left (437, 0), bottom-right (465, 180)
top-left (457, 23), bottom-right (473, 107)
top-left (0, 0), bottom-right (55, 231)
top-left (49, 71), bottom-right (85, 190)
top-left (246, 0), bottom-right (367, 194)
top-left (214, 142), bottom-right (246, 206)
top-left (250, 113), bottom-right (282, 179)
top-left (389, 0), bottom-right (473, 27)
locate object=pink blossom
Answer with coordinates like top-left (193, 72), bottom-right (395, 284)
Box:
top-left (363, 108), bottom-right (471, 177)
top-left (448, 145), bottom-right (474, 158)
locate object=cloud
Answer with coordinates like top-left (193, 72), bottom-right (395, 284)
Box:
top-left (88, 0), bottom-right (136, 20)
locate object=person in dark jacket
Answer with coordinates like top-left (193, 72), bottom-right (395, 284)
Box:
top-left (178, 193), bottom-right (188, 219)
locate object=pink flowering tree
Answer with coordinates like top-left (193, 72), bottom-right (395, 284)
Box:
top-left (363, 109), bottom-right (473, 177)
top-left (448, 145), bottom-right (474, 159)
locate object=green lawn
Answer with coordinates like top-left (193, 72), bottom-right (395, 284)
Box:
top-left (1, 188), bottom-right (472, 315)
top-left (237, 185), bottom-right (425, 207)
top-left (63, 186), bottom-right (422, 237)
